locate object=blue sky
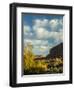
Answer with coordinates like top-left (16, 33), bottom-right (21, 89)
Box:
top-left (22, 13), bottom-right (63, 56)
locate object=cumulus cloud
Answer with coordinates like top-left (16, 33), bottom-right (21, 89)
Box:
top-left (24, 39), bottom-right (51, 55)
top-left (32, 18), bottom-right (63, 41)
top-left (23, 25), bottom-right (34, 38)
top-left (24, 39), bottom-right (49, 46)
top-left (33, 18), bottom-right (63, 31)
top-left (49, 19), bottom-right (63, 31)
top-left (33, 27), bottom-right (63, 41)
top-left (23, 18), bottom-right (63, 55)
top-left (24, 25), bottom-right (31, 33)
top-left (34, 19), bottom-right (48, 27)
top-left (34, 46), bottom-right (49, 55)
top-left (24, 19), bottom-right (63, 39)
top-left (23, 15), bottom-right (63, 55)
top-left (34, 27), bottom-right (49, 39)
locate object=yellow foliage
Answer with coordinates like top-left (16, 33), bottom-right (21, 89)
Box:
top-left (24, 44), bottom-right (48, 73)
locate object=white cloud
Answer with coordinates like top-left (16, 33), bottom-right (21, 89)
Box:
top-left (24, 39), bottom-right (50, 55)
top-left (34, 19), bottom-right (41, 27)
top-left (33, 45), bottom-right (50, 56)
top-left (23, 18), bottom-right (63, 55)
top-left (33, 18), bottom-right (63, 30)
top-left (32, 18), bottom-right (63, 41)
top-left (23, 25), bottom-right (34, 38)
top-left (58, 31), bottom-right (63, 41)
top-left (24, 18), bottom-right (63, 49)
top-left (39, 46), bottom-right (50, 51)
top-left (49, 19), bottom-right (58, 27)
top-left (33, 46), bottom-right (48, 51)
top-left (23, 25), bottom-right (31, 33)
top-left (24, 39), bottom-right (49, 46)
top-left (34, 19), bottom-right (48, 27)
top-left (34, 27), bottom-right (49, 39)
top-left (49, 19), bottom-right (63, 31)
top-left (33, 27), bottom-right (63, 41)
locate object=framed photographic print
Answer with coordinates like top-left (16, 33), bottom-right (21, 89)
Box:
top-left (10, 3), bottom-right (72, 87)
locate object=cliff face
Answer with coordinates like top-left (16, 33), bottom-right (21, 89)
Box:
top-left (46, 43), bottom-right (63, 59)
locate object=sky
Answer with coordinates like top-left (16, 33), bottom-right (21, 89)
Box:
top-left (22, 13), bottom-right (63, 56)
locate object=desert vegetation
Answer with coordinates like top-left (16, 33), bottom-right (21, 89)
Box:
top-left (23, 43), bottom-right (63, 75)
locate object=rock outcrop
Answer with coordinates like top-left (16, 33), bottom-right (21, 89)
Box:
top-left (46, 43), bottom-right (63, 59)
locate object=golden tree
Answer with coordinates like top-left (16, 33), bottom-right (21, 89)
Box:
top-left (24, 42), bottom-right (48, 74)
top-left (24, 42), bottom-right (35, 70)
